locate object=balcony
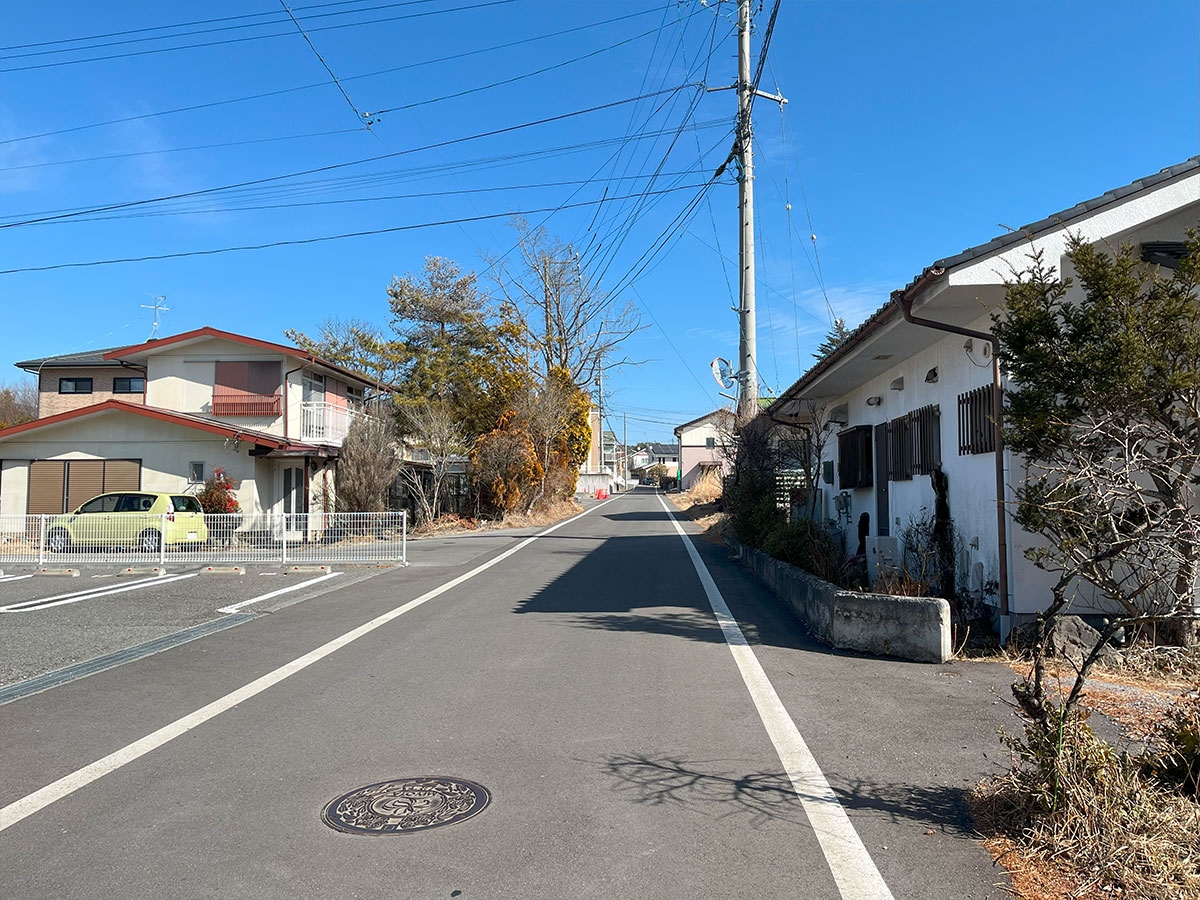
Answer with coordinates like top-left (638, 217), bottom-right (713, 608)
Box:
top-left (300, 401), bottom-right (368, 445)
top-left (212, 394), bottom-right (282, 417)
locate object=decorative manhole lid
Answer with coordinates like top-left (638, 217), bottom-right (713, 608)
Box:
top-left (322, 777), bottom-right (491, 835)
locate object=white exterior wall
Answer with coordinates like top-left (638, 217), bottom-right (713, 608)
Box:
top-left (0, 413), bottom-right (272, 517)
top-left (676, 417), bottom-right (732, 490)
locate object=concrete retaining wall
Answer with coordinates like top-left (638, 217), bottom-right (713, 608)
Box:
top-left (730, 538), bottom-right (951, 663)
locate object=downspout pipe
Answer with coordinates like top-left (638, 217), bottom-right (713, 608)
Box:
top-left (891, 277), bottom-right (1012, 635)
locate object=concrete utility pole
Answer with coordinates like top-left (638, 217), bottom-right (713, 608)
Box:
top-left (736, 0), bottom-right (757, 421)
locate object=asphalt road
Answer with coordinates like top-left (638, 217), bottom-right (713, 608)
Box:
top-left (0, 487), bottom-right (1016, 899)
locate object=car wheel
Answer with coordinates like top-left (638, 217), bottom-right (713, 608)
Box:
top-left (138, 529), bottom-right (163, 553)
top-left (47, 528), bottom-right (72, 553)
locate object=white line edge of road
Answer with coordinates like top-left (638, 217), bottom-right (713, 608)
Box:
top-left (655, 491), bottom-right (895, 900)
top-left (217, 572), bottom-right (342, 613)
top-left (0, 492), bottom-right (622, 835)
top-left (0, 574), bottom-right (36, 584)
top-left (0, 573), bottom-right (198, 613)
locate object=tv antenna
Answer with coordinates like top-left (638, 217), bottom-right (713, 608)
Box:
top-left (140, 294), bottom-right (170, 340)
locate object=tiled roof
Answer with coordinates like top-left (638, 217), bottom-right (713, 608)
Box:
top-left (15, 346), bottom-right (135, 370)
top-left (650, 442), bottom-right (680, 456)
top-left (768, 155), bottom-right (1200, 412)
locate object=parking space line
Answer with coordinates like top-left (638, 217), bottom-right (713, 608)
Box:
top-left (217, 572), bottom-right (342, 613)
top-left (0, 574), bottom-right (197, 613)
top-left (0, 574), bottom-right (36, 584)
top-left (0, 493), bottom-right (620, 835)
top-left (656, 492), bottom-right (895, 900)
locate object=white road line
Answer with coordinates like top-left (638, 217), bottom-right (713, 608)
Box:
top-left (0, 493), bottom-right (621, 834)
top-left (217, 572), bottom-right (342, 613)
top-left (656, 492), bottom-right (895, 900)
top-left (0, 574), bottom-right (36, 584)
top-left (0, 574), bottom-right (197, 613)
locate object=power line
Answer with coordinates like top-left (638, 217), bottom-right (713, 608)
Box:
top-left (0, 7), bottom-right (666, 148)
top-left (0, 85), bottom-right (698, 231)
top-left (0, 184), bottom-right (711, 276)
top-left (278, 0), bottom-right (374, 128)
top-left (0, 0), bottom-right (415, 53)
top-left (0, 0), bottom-right (519, 74)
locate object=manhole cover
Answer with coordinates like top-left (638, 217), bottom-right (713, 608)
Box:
top-left (322, 777), bottom-right (491, 835)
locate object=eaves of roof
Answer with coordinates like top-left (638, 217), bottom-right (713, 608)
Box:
top-left (767, 155), bottom-right (1200, 413)
top-left (673, 407), bottom-right (734, 433)
top-left (100, 326), bottom-right (394, 390)
top-left (0, 399), bottom-right (308, 450)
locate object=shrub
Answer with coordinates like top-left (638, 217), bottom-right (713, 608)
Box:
top-left (761, 519), bottom-right (846, 585)
top-left (1147, 693), bottom-right (1200, 802)
top-left (195, 467), bottom-right (240, 514)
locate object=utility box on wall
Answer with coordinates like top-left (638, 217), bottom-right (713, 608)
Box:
top-left (866, 535), bottom-right (899, 584)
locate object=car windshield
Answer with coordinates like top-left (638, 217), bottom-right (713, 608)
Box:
top-left (171, 496), bottom-right (202, 513)
top-left (77, 495), bottom-right (120, 514)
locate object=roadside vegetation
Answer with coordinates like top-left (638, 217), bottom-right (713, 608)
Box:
top-left (287, 220), bottom-right (640, 532)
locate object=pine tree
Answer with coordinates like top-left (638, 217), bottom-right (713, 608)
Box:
top-left (812, 317), bottom-right (852, 360)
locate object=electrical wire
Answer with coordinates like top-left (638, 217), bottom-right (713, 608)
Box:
top-left (0, 184), bottom-right (711, 276)
top-left (0, 7), bottom-right (667, 149)
top-left (0, 0), bottom-right (519, 74)
top-left (0, 85), bottom-right (699, 231)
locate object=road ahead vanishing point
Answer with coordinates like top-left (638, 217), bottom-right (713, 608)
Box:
top-left (0, 487), bottom-right (1011, 899)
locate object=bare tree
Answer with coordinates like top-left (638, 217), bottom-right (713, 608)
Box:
top-left (336, 415), bottom-right (402, 512)
top-left (0, 378), bottom-right (37, 427)
top-left (398, 400), bottom-right (470, 526)
top-left (486, 218), bottom-right (642, 390)
top-left (520, 374), bottom-right (587, 507)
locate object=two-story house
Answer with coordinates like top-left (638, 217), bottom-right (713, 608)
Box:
top-left (674, 408), bottom-right (733, 490)
top-left (0, 327), bottom-right (384, 521)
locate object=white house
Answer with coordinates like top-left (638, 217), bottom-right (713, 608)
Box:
top-left (0, 327), bottom-right (384, 520)
top-left (765, 156), bottom-right (1200, 631)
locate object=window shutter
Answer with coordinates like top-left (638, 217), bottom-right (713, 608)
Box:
top-left (65, 460), bottom-right (105, 512)
top-left (103, 459), bottom-right (141, 492)
top-left (28, 461), bottom-right (66, 515)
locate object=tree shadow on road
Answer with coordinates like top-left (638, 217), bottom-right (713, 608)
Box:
top-left (596, 752), bottom-right (978, 836)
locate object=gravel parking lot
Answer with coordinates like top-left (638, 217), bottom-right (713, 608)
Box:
top-left (0, 564), bottom-right (387, 691)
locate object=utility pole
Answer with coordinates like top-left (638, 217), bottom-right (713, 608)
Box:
top-left (623, 412), bottom-right (628, 489)
top-left (708, 0), bottom-right (784, 420)
top-left (735, 0), bottom-right (757, 421)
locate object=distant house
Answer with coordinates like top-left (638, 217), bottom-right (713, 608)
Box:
top-left (674, 408), bottom-right (734, 490)
top-left (0, 326), bottom-right (385, 520)
top-left (649, 442), bottom-right (680, 469)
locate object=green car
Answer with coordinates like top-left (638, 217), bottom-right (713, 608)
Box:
top-left (47, 491), bottom-right (209, 553)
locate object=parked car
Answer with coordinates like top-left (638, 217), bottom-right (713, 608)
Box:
top-left (47, 492), bottom-right (208, 553)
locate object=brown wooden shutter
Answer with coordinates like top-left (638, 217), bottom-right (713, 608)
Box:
top-left (65, 460), bottom-right (105, 512)
top-left (247, 361), bottom-right (281, 396)
top-left (28, 461), bottom-right (66, 515)
top-left (214, 361), bottom-right (251, 399)
top-left (103, 459), bottom-right (141, 492)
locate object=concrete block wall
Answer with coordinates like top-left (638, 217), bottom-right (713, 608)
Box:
top-left (730, 538), bottom-right (951, 663)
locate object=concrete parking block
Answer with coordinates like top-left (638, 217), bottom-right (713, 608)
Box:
top-left (116, 567), bottom-right (168, 578)
top-left (37, 568), bottom-right (79, 577)
top-left (285, 565), bottom-right (331, 575)
top-left (200, 566), bottom-right (246, 576)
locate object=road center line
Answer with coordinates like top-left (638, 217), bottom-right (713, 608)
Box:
top-left (656, 492), bottom-right (895, 900)
top-left (0, 574), bottom-right (196, 613)
top-left (217, 572), bottom-right (342, 613)
top-left (0, 494), bottom-right (620, 834)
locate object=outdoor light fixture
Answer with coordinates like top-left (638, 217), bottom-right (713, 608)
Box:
top-left (866, 396), bottom-right (882, 406)
top-left (925, 367), bottom-right (939, 383)
top-left (890, 377), bottom-right (904, 391)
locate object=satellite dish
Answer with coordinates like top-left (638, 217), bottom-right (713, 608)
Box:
top-left (711, 357), bottom-right (735, 390)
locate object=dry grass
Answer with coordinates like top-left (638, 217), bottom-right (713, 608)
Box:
top-left (414, 499), bottom-right (583, 537)
top-left (971, 717), bottom-right (1200, 900)
top-left (668, 483), bottom-right (729, 544)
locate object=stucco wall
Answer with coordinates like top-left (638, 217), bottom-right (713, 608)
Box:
top-left (0, 410), bottom-right (272, 516)
top-left (38, 367), bottom-right (145, 417)
top-left (676, 418), bottom-right (732, 490)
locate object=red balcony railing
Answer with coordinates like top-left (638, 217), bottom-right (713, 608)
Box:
top-left (212, 394), bottom-right (281, 416)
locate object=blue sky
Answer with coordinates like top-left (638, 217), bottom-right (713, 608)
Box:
top-left (1, 0), bottom-right (1196, 442)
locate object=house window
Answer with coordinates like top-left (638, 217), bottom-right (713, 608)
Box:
top-left (59, 377), bottom-right (92, 394)
top-left (837, 425), bottom-right (873, 489)
top-left (705, 437), bottom-right (715, 449)
top-left (910, 403), bottom-right (942, 475)
top-left (188, 461), bottom-right (205, 483)
top-left (113, 377), bottom-right (145, 393)
top-left (958, 385), bottom-right (996, 455)
top-left (213, 361), bottom-right (282, 416)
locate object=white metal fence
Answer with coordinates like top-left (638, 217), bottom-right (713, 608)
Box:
top-left (0, 512), bottom-right (406, 565)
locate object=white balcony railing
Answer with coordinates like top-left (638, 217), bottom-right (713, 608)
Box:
top-left (300, 401), bottom-right (367, 445)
